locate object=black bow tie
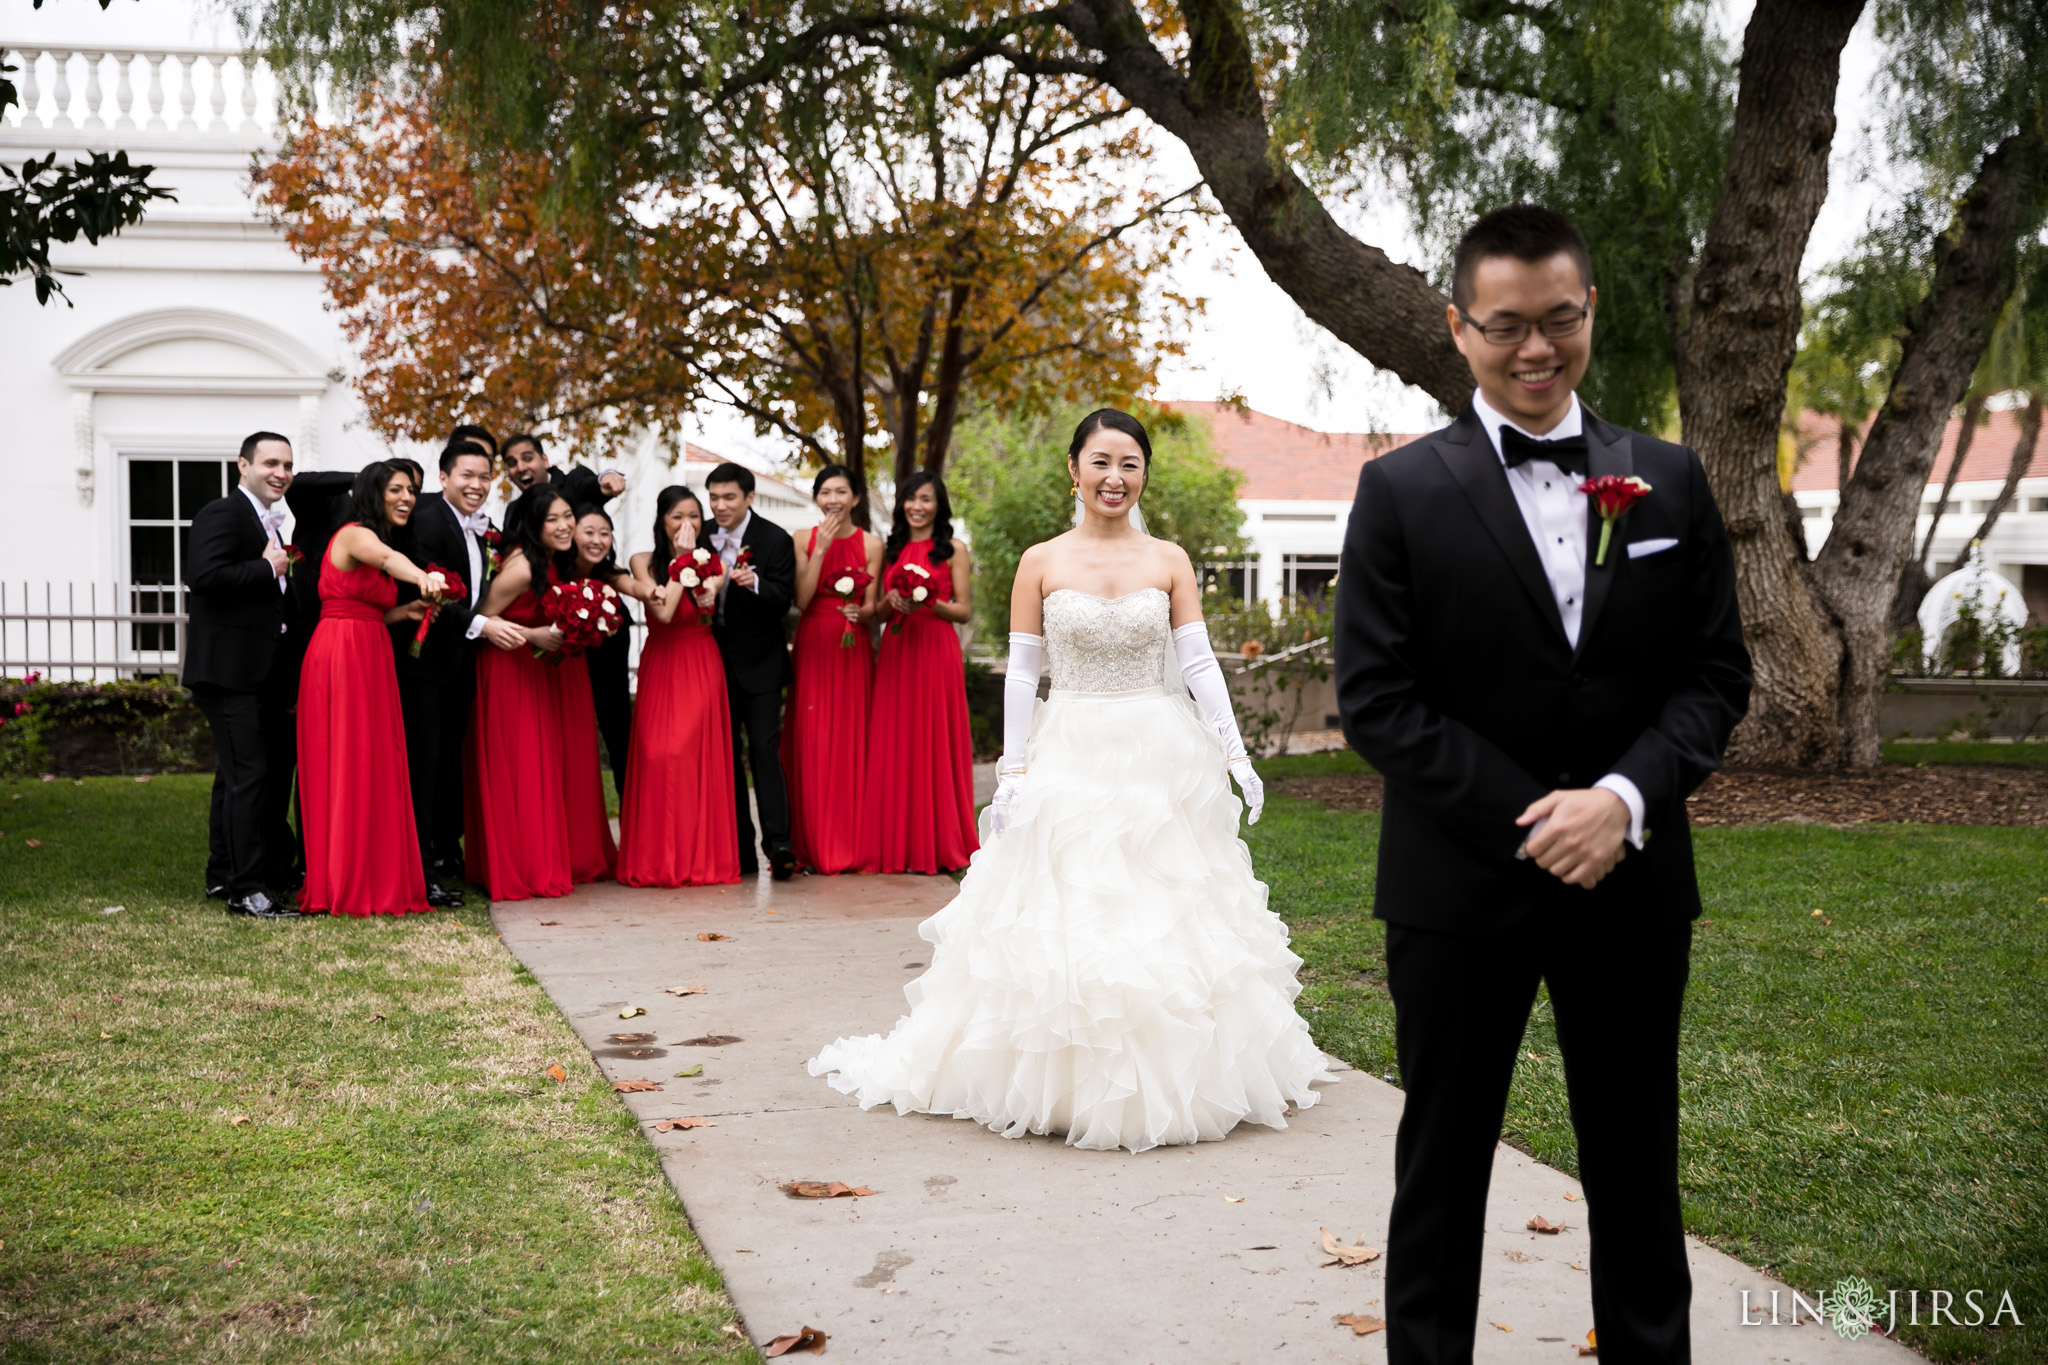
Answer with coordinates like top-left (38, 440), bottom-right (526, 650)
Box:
top-left (1499, 426), bottom-right (1589, 475)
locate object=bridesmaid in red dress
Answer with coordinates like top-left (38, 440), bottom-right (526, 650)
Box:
top-left (782, 463), bottom-right (882, 875)
top-left (561, 506), bottom-right (630, 883)
top-left (617, 486), bottom-right (742, 886)
top-left (298, 461), bottom-right (451, 916)
top-left (465, 486), bottom-right (581, 901)
top-left (857, 470), bottom-right (980, 873)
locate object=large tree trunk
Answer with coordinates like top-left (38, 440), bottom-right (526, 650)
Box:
top-left (1812, 127), bottom-right (2046, 764)
top-left (1948, 393), bottom-right (2038, 573)
top-left (1057, 0), bottom-right (1474, 412)
top-left (1673, 0), bottom-right (1866, 768)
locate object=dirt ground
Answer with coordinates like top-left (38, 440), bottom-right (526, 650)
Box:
top-left (1278, 763), bottom-right (2048, 827)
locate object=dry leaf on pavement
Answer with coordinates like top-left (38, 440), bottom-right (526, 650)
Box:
top-left (1333, 1313), bottom-right (1384, 1336)
top-left (697, 932), bottom-right (731, 942)
top-left (762, 1326), bottom-right (828, 1356)
top-left (1563, 1192), bottom-right (1582, 1201)
top-left (609, 1032), bottom-right (656, 1044)
top-left (665, 984), bottom-right (707, 996)
top-left (1493, 1322), bottom-right (1512, 1332)
top-left (1319, 1229), bottom-right (1382, 1267)
top-left (654, 1117), bottom-right (714, 1132)
top-left (1579, 1328), bottom-right (1598, 1355)
top-left (1527, 1215), bottom-right (1565, 1234)
top-left (781, 1181), bottom-right (877, 1199)
top-left (1224, 1195), bottom-right (1245, 1203)
top-left (675, 1064), bottom-right (704, 1078)
top-left (612, 1080), bottom-right (662, 1092)
top-left (677, 1034), bottom-right (743, 1046)
top-left (545, 1064), bottom-right (567, 1083)
top-left (619, 1006), bottom-right (647, 1019)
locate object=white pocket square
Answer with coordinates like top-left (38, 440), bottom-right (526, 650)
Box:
top-left (1627, 537), bottom-right (1679, 559)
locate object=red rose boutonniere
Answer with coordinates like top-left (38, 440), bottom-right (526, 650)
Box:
top-left (283, 544), bottom-right (305, 578)
top-left (481, 527), bottom-right (505, 578)
top-left (1578, 475), bottom-right (1652, 567)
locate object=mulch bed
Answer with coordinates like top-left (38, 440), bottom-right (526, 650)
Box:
top-left (1278, 764), bottom-right (2048, 827)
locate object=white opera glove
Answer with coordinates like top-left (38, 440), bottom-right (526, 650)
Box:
top-left (1173, 622), bottom-right (1263, 825)
top-left (990, 631), bottom-right (1044, 838)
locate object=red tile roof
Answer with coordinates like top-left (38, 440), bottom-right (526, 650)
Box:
top-left (1167, 401), bottom-right (1419, 502)
top-left (1790, 406), bottom-right (2046, 492)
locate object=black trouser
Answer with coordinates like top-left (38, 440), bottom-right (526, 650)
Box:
top-left (398, 660), bottom-right (475, 875)
top-left (1383, 909), bottom-right (1694, 1365)
top-left (587, 629), bottom-right (633, 799)
top-left (258, 669), bottom-right (301, 891)
top-left (727, 680), bottom-right (789, 871)
top-left (195, 684), bottom-right (269, 898)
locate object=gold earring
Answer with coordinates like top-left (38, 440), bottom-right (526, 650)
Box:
top-left (1070, 481), bottom-right (1079, 499)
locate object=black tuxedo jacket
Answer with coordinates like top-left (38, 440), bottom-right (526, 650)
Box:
top-left (548, 464), bottom-right (613, 508)
top-left (183, 492), bottom-right (291, 693)
top-left (389, 492), bottom-right (485, 685)
top-left (282, 470), bottom-right (356, 661)
top-left (1333, 407), bottom-right (1751, 932)
top-left (711, 512), bottom-right (795, 696)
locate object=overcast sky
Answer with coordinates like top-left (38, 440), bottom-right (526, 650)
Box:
top-left (16, 0), bottom-right (1895, 458)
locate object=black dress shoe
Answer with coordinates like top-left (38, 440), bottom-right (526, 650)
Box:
top-left (426, 882), bottom-right (463, 908)
top-left (768, 846), bottom-right (797, 882)
top-left (226, 890), bottom-right (302, 920)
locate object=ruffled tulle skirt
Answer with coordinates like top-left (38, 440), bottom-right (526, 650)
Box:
top-left (808, 685), bottom-right (1335, 1153)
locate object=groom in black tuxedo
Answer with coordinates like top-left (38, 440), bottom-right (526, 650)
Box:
top-left (705, 462), bottom-right (798, 881)
top-left (1335, 205), bottom-right (1751, 1364)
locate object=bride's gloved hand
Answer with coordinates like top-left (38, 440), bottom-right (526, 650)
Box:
top-left (1227, 757), bottom-right (1264, 825)
top-left (989, 630), bottom-right (1044, 839)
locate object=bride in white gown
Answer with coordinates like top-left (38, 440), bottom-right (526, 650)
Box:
top-left (807, 408), bottom-right (1334, 1153)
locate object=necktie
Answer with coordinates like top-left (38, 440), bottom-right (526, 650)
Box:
top-left (1499, 426), bottom-right (1589, 476)
top-left (258, 504), bottom-right (287, 537)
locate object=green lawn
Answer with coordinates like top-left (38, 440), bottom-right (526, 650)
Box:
top-left (1248, 754), bottom-right (2048, 1365)
top-left (0, 775), bottom-right (751, 1364)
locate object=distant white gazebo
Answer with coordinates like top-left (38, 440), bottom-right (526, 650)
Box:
top-left (1919, 543), bottom-right (2029, 674)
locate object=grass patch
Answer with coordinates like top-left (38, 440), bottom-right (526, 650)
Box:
top-left (1254, 748), bottom-right (1373, 782)
top-left (0, 775), bottom-right (752, 1364)
top-left (1248, 768), bottom-right (2048, 1365)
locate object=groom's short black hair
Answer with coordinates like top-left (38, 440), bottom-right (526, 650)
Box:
top-left (705, 462), bottom-right (755, 495)
top-left (1452, 204), bottom-right (1592, 310)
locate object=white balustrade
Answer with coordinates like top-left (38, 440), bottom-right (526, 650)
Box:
top-left (0, 45), bottom-right (282, 142)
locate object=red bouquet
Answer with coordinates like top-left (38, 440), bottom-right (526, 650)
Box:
top-left (1576, 475), bottom-right (1653, 567)
top-left (408, 564), bottom-right (468, 658)
top-left (825, 566), bottom-right (872, 647)
top-left (884, 559), bottom-right (935, 634)
top-left (665, 546), bottom-right (726, 624)
top-left (536, 577), bottom-right (624, 661)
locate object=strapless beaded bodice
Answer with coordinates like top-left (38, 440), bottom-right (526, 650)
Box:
top-left (1042, 588), bottom-right (1170, 694)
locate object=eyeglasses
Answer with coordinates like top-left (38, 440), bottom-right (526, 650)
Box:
top-left (1456, 304), bottom-right (1591, 346)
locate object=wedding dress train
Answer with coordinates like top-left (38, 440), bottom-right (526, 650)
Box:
top-left (808, 587), bottom-right (1334, 1153)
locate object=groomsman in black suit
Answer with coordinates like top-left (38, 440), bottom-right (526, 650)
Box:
top-left (389, 439), bottom-right (515, 901)
top-left (1335, 205), bottom-right (1752, 1364)
top-left (501, 431), bottom-right (633, 787)
top-left (705, 462), bottom-right (797, 880)
top-left (184, 431), bottom-right (304, 919)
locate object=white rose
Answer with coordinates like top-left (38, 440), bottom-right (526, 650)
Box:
top-left (576, 608), bottom-right (590, 620)
top-left (678, 569), bottom-right (700, 588)
top-left (908, 563), bottom-right (930, 578)
top-left (912, 586), bottom-right (929, 602)
top-left (833, 575), bottom-right (856, 594)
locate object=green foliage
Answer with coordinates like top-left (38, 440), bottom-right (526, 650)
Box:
top-left (1201, 590), bottom-right (1334, 758)
top-left (1254, 0), bottom-right (1734, 431)
top-left (0, 677), bottom-right (209, 777)
top-left (947, 403), bottom-right (1247, 640)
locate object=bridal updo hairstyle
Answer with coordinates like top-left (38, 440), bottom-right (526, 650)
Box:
top-left (883, 469), bottom-right (955, 568)
top-left (649, 484), bottom-right (705, 587)
top-left (811, 461), bottom-right (874, 532)
top-left (1068, 408), bottom-right (1153, 469)
top-left (344, 459), bottom-right (415, 544)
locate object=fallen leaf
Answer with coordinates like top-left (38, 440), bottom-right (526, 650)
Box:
top-left (762, 1326), bottom-right (827, 1357)
top-left (619, 1006), bottom-right (647, 1019)
top-left (697, 932), bottom-right (731, 942)
top-left (1569, 1263), bottom-right (1585, 1271)
top-left (677, 1034), bottom-right (743, 1047)
top-left (612, 1080), bottom-right (662, 1093)
top-left (538, 920), bottom-right (561, 926)
top-left (654, 1117), bottom-right (714, 1131)
top-left (100, 1030), bottom-right (112, 1039)
top-left (1319, 1228), bottom-right (1382, 1267)
top-left (134, 775), bottom-right (151, 783)
top-left (229, 1115), bottom-right (250, 1126)
top-left (1563, 1191), bottom-right (1582, 1202)
top-left (1810, 907), bottom-right (1824, 916)
top-left (675, 1064), bottom-right (704, 1078)
top-left (781, 1181), bottom-right (878, 1199)
top-left (370, 1013), bottom-right (386, 1022)
top-left (1224, 1195), bottom-right (1245, 1203)
top-left (1527, 1215), bottom-right (1565, 1234)
top-left (24, 839), bottom-right (39, 848)
top-left (609, 1032), bottom-right (656, 1044)
top-left (665, 984), bottom-right (708, 996)
top-left (1493, 1322), bottom-right (1513, 1332)
top-left (1333, 1313), bottom-right (1384, 1337)
top-left (1579, 1327), bottom-right (1598, 1355)
top-left (545, 1064), bottom-right (568, 1083)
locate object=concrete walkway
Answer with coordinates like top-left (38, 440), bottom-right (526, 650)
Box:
top-left (495, 873), bottom-right (1915, 1363)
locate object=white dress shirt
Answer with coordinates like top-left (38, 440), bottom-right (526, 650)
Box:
top-left (1470, 390), bottom-right (1645, 849)
top-left (710, 510), bottom-right (758, 622)
top-left (239, 487), bottom-right (289, 638)
top-left (451, 504), bottom-right (490, 641)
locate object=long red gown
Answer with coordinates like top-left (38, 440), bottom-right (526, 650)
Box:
top-left (297, 536), bottom-right (430, 916)
top-left (557, 626), bottom-right (619, 885)
top-left (617, 603), bottom-right (741, 886)
top-left (857, 540), bottom-right (980, 874)
top-left (782, 527), bottom-right (873, 874)
top-left (465, 582), bottom-right (573, 901)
